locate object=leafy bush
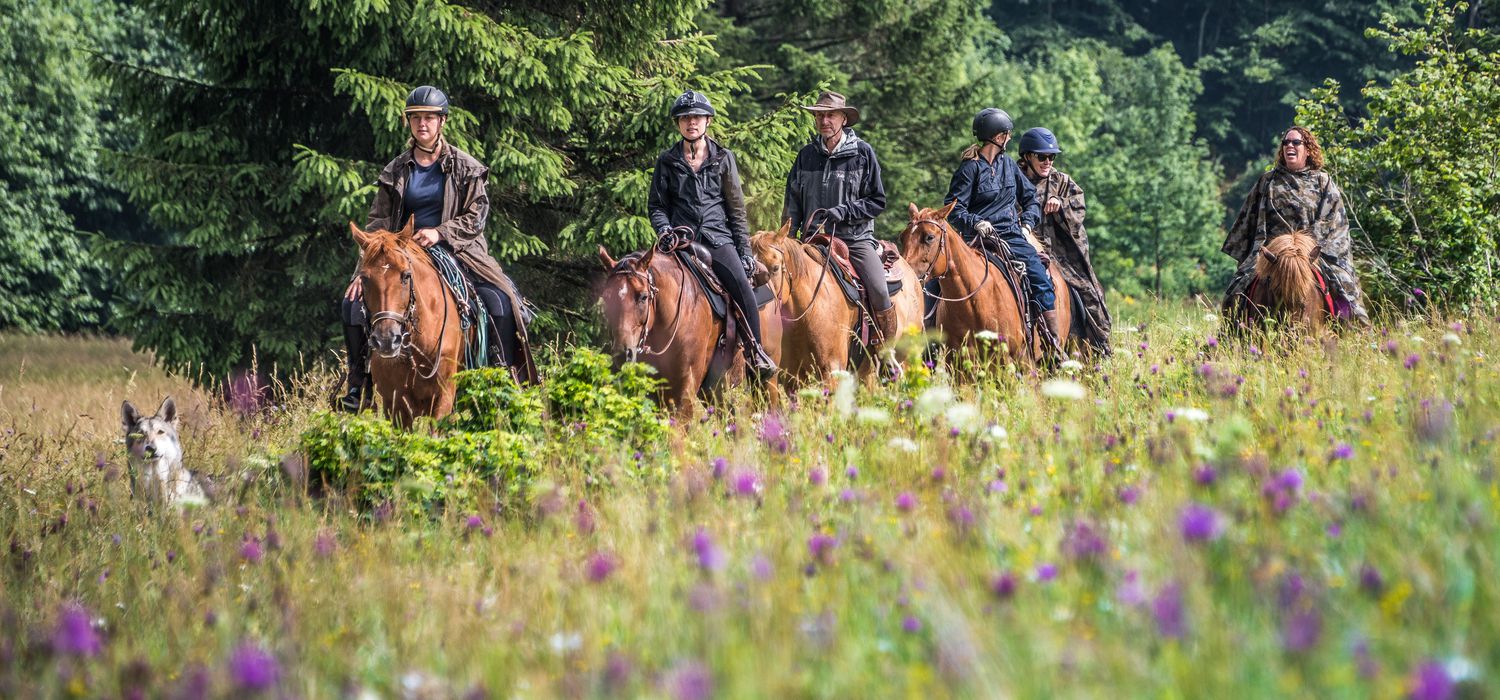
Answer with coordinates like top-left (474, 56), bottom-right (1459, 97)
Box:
top-left (444, 367), bottom-right (546, 434)
top-left (1299, 0), bottom-right (1500, 311)
top-left (544, 347), bottom-right (667, 447)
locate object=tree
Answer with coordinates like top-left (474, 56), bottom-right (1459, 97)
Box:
top-left (99, 0), bottom-right (810, 376)
top-left (1299, 0), bottom-right (1500, 311)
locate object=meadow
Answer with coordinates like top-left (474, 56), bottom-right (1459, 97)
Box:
top-left (0, 301), bottom-right (1495, 699)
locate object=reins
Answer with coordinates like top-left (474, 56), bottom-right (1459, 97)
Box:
top-left (910, 218), bottom-right (993, 304)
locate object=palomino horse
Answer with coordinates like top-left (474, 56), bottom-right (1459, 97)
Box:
top-left (899, 202), bottom-right (1070, 363)
top-left (751, 220), bottom-right (923, 384)
top-left (1237, 230), bottom-right (1332, 334)
top-left (351, 219), bottom-right (470, 428)
top-left (598, 239), bottom-right (781, 415)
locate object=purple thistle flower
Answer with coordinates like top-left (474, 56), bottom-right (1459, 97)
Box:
top-left (1061, 519), bottom-right (1108, 562)
top-left (465, 514), bottom-right (484, 531)
top-left (1415, 399), bottom-right (1455, 442)
top-left (239, 537), bottom-right (264, 564)
top-left (895, 492), bottom-right (916, 513)
top-left (574, 500), bottom-right (597, 535)
top-left (1281, 607), bottom-right (1323, 652)
top-left (585, 552), bottom-right (618, 583)
top-left (710, 457), bottom-right (728, 480)
top-left (759, 412), bottom-right (789, 453)
top-left (1331, 442), bottom-right (1354, 460)
top-left (751, 553), bottom-right (773, 581)
top-left (845, 466), bottom-right (859, 481)
top-left (227, 642), bottom-right (279, 692)
top-left (689, 528), bottom-right (725, 573)
top-left (838, 488), bottom-right (860, 503)
top-left (930, 467), bottom-right (946, 482)
top-left (1358, 564), bottom-right (1385, 596)
top-left (730, 468), bottom-right (763, 498)
top-left (990, 571), bottom-right (1017, 600)
top-left (1179, 504), bottom-right (1225, 543)
top-left (1118, 484), bottom-right (1141, 505)
top-left (808, 466), bottom-right (826, 486)
top-left (808, 533), bottom-right (838, 566)
top-left (666, 660), bottom-right (713, 700)
top-left (901, 615), bottom-right (923, 633)
top-left (52, 602), bottom-right (102, 657)
top-left (313, 530), bottom-right (336, 557)
top-left (1151, 583), bottom-right (1186, 639)
top-left (1405, 353), bottom-right (1421, 370)
top-left (987, 479), bottom-right (1008, 494)
top-left (1193, 465), bottom-right (1218, 486)
top-left (1408, 660), bottom-right (1455, 700)
top-left (1116, 570), bottom-right (1147, 607)
top-left (1034, 563), bottom-right (1058, 582)
top-left (948, 504), bottom-right (977, 535)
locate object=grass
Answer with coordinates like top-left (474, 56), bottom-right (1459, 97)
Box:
top-left (1, 301), bottom-right (1496, 698)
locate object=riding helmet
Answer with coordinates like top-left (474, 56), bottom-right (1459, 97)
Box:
top-left (670, 90), bottom-right (716, 119)
top-left (972, 108), bottom-right (1014, 143)
top-left (405, 86), bottom-right (449, 116)
top-left (1018, 127), bottom-right (1062, 155)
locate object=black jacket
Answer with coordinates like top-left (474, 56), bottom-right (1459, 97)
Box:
top-left (647, 138), bottom-right (751, 256)
top-left (944, 152), bottom-right (1040, 244)
top-left (783, 129), bottom-right (886, 241)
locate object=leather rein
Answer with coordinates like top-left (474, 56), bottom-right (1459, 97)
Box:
top-left (366, 246), bottom-right (453, 381)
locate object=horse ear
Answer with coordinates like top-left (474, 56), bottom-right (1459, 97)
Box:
top-left (398, 216), bottom-right (415, 238)
top-left (937, 200), bottom-right (957, 221)
top-left (907, 202), bottom-right (920, 220)
top-left (640, 243), bottom-right (656, 267)
top-left (1308, 243), bottom-right (1322, 261)
top-left (778, 219), bottom-right (792, 238)
top-left (1259, 248), bottom-right (1279, 265)
top-left (598, 246), bottom-right (617, 271)
top-left (350, 222), bottom-right (378, 249)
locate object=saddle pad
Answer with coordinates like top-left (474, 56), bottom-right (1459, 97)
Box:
top-left (810, 243), bottom-right (904, 307)
top-left (675, 250), bottom-right (775, 320)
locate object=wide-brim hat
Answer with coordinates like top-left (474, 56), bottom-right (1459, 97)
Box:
top-left (801, 91), bottom-right (860, 126)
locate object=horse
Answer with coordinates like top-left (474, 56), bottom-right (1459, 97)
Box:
top-left (898, 201), bottom-right (1071, 363)
top-left (751, 220), bottom-right (923, 385)
top-left (597, 239), bottom-right (782, 416)
top-left (350, 219), bottom-right (470, 429)
top-left (1238, 230), bottom-right (1331, 334)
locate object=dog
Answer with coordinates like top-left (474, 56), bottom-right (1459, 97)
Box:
top-left (121, 396), bottom-right (207, 507)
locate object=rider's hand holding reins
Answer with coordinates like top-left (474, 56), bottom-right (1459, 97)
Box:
top-left (1044, 196), bottom-right (1063, 215)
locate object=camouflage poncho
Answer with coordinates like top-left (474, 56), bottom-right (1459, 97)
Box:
top-left (1021, 164), bottom-right (1112, 354)
top-left (1221, 166), bottom-right (1369, 322)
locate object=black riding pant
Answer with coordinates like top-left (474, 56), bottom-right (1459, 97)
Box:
top-left (704, 242), bottom-right (762, 342)
top-left (845, 238), bottom-right (892, 312)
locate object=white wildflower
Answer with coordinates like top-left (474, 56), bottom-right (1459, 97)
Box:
top-left (987, 424), bottom-right (1009, 441)
top-left (915, 385), bottom-right (955, 418)
top-left (944, 402), bottom-right (981, 432)
top-left (1059, 359), bottom-right (1083, 374)
top-left (1442, 332), bottom-right (1461, 346)
top-left (1040, 379), bottom-right (1086, 400)
top-left (974, 330), bottom-right (1000, 342)
top-left (1171, 407), bottom-right (1210, 422)
top-left (1202, 313), bottom-right (1219, 323)
top-left (856, 407), bottom-right (891, 424)
top-left (887, 437), bottom-right (919, 453)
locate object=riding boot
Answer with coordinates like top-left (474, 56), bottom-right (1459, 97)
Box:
top-left (732, 306), bottom-right (778, 381)
top-left (339, 324), bottom-right (372, 412)
top-left (1041, 309), bottom-right (1066, 360)
top-left (873, 305), bottom-right (900, 348)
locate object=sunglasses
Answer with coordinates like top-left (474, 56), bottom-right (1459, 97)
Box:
top-left (1281, 139), bottom-right (1305, 147)
top-left (1033, 154), bottom-right (1057, 162)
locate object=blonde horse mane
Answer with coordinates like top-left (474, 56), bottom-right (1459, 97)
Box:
top-left (1250, 230), bottom-right (1326, 330)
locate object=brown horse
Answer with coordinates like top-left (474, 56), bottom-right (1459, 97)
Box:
top-left (598, 243), bottom-right (781, 415)
top-left (1240, 230), bottom-right (1331, 333)
top-left (351, 219), bottom-right (470, 428)
top-left (751, 221), bottom-right (923, 384)
top-left (898, 202), bottom-right (1070, 363)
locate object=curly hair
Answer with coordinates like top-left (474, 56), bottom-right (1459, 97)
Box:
top-left (1275, 126), bottom-right (1324, 171)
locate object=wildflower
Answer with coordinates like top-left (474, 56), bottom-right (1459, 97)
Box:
top-left (808, 534), bottom-right (838, 566)
top-left (1358, 564), bottom-right (1385, 597)
top-left (585, 552), bottom-right (618, 583)
top-left (239, 537), bottom-right (264, 564)
top-left (1441, 332), bottom-right (1461, 346)
top-left (1194, 465), bottom-right (1218, 486)
top-left (1171, 407), bottom-right (1210, 422)
top-left (1331, 442), bottom-right (1354, 460)
top-left (990, 571), bottom-right (1018, 600)
top-left (808, 467), bottom-right (827, 486)
top-left (730, 468), bottom-right (763, 498)
top-left (944, 403), bottom-right (981, 432)
top-left (1040, 379), bottom-right (1086, 400)
top-left (856, 407), bottom-right (891, 424)
top-left (1408, 660), bottom-right (1454, 700)
top-left (690, 528), bottom-right (724, 573)
top-left (895, 492), bottom-right (916, 513)
top-left (887, 437), bottom-right (919, 453)
top-left (974, 330), bottom-right (1000, 342)
top-left (901, 615), bottom-right (923, 633)
top-left (1405, 353), bottom-right (1421, 370)
top-left (1414, 399), bottom-right (1455, 442)
top-left (313, 530), bottom-right (336, 558)
top-left (1059, 359), bottom-right (1083, 373)
top-left (987, 424), bottom-right (1009, 441)
top-left (1281, 607), bottom-right (1323, 652)
top-left (750, 553), bottom-right (773, 581)
top-left (916, 385), bottom-right (955, 417)
top-left (227, 642), bottom-right (280, 693)
top-left (666, 660), bottom-right (713, 700)
top-left (1178, 504), bottom-right (1225, 543)
top-left (1034, 563), bottom-right (1058, 582)
top-left (1118, 484), bottom-right (1141, 505)
top-left (1152, 583), bottom-right (1186, 639)
top-left (574, 500), bottom-right (596, 535)
top-left (52, 602), bottom-right (102, 657)
top-left (1061, 519), bottom-right (1107, 562)
top-left (845, 466), bottom-right (859, 480)
top-left (465, 514), bottom-right (484, 532)
top-left (1116, 571), bottom-right (1146, 607)
top-left (710, 457), bottom-right (728, 479)
top-left (759, 412), bottom-right (789, 453)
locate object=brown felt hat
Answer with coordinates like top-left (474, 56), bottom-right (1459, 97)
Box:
top-left (801, 91), bottom-right (860, 126)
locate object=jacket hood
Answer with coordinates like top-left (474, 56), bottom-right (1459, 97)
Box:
top-left (812, 128), bottom-right (863, 159)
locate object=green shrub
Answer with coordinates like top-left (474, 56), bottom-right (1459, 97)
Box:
top-left (444, 367), bottom-right (546, 434)
top-left (544, 347), bottom-right (667, 447)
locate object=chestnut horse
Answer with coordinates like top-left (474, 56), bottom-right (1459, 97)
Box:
top-left (598, 242), bottom-right (781, 415)
top-left (751, 221), bottom-right (923, 384)
top-left (1238, 230), bottom-right (1331, 334)
top-left (899, 202), bottom-right (1070, 363)
top-left (351, 220), bottom-right (469, 428)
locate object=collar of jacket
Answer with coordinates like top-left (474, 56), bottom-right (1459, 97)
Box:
top-left (664, 137), bottom-right (724, 166)
top-left (813, 128), bottom-right (861, 158)
top-left (394, 143), bottom-right (458, 172)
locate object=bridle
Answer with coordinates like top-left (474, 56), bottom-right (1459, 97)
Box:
top-left (906, 217), bottom-right (992, 306)
top-left (606, 228), bottom-right (692, 361)
top-left (364, 246), bottom-right (452, 380)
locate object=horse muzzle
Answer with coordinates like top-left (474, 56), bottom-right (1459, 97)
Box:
top-left (369, 329), bottom-right (408, 358)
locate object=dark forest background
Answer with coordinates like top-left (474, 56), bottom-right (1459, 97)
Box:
top-left (3, 0), bottom-right (1497, 375)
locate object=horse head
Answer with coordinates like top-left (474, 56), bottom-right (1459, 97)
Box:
top-left (598, 244), bottom-right (658, 363)
top-left (351, 217), bottom-right (421, 358)
top-left (1251, 230), bottom-right (1326, 331)
top-left (750, 220), bottom-right (795, 303)
top-left (900, 201), bottom-right (958, 280)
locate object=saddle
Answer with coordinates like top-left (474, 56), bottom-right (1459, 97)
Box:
top-left (655, 232), bottom-right (776, 392)
top-left (968, 235), bottom-right (1058, 361)
top-left (802, 232), bottom-right (905, 348)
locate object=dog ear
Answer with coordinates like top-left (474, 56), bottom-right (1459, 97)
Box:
top-left (349, 222), bottom-right (378, 249)
top-left (937, 200), bottom-right (957, 221)
top-left (1259, 248), bottom-right (1279, 265)
top-left (121, 400), bottom-right (140, 432)
top-left (598, 245), bottom-right (617, 271)
top-left (158, 396), bottom-right (178, 426)
top-left (907, 202), bottom-right (921, 220)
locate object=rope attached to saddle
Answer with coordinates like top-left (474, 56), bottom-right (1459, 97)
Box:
top-left (425, 245), bottom-right (489, 371)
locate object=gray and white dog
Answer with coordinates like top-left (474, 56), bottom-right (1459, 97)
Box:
top-left (121, 396), bottom-right (206, 507)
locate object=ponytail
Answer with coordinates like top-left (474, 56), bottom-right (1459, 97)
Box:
top-left (960, 143), bottom-right (983, 161)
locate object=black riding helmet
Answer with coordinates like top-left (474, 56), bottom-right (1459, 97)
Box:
top-left (972, 108), bottom-right (1013, 143)
top-left (405, 85), bottom-right (449, 116)
top-left (1018, 127), bottom-right (1062, 155)
top-left (670, 91), bottom-right (716, 119)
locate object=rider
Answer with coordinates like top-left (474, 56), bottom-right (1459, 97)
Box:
top-left (782, 91), bottom-right (897, 347)
top-left (1016, 127), bottom-right (1112, 355)
top-left (942, 108), bottom-right (1061, 349)
top-left (646, 90), bottom-right (777, 377)
top-left (339, 85), bottom-right (535, 411)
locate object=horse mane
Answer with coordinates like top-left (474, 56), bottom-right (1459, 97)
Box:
top-left (1255, 230), bottom-right (1319, 306)
top-left (359, 230), bottom-right (428, 269)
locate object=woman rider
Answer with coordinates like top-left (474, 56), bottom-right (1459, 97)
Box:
top-left (338, 85), bottom-right (536, 411)
top-left (942, 108), bottom-right (1061, 349)
top-left (646, 90), bottom-right (777, 377)
top-left (1016, 127), bottom-right (1112, 355)
top-left (1222, 125), bottom-right (1369, 324)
